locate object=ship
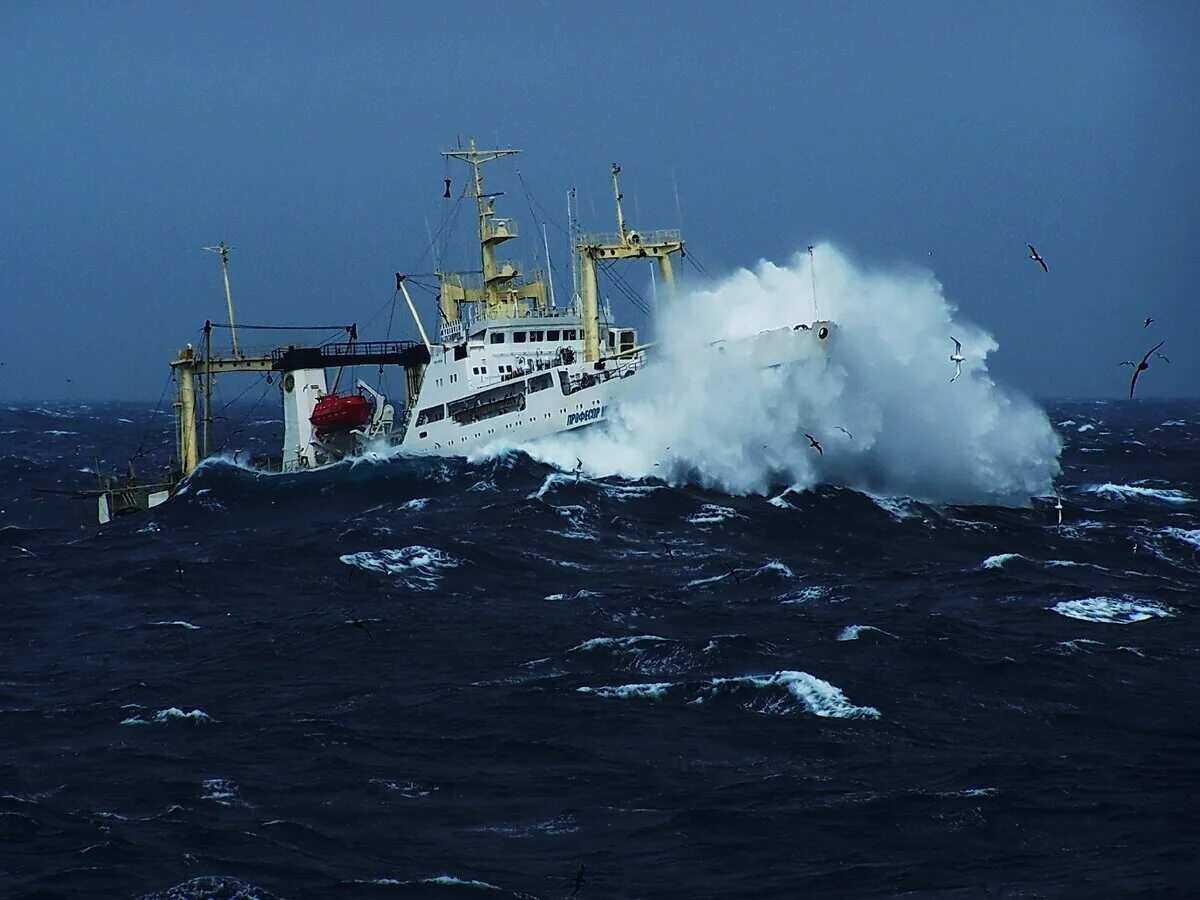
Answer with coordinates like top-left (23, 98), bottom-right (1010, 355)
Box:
top-left (88, 141), bottom-right (836, 523)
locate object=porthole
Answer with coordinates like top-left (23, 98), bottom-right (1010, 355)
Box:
top-left (818, 326), bottom-right (829, 340)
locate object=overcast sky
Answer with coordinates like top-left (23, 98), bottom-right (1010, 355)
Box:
top-left (2, 2), bottom-right (1196, 402)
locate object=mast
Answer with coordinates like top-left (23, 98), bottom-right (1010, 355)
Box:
top-left (202, 320), bottom-right (213, 458)
top-left (542, 223), bottom-right (556, 308)
top-left (576, 162), bottom-right (684, 361)
top-left (568, 187), bottom-right (580, 315)
top-left (202, 242), bottom-right (240, 356)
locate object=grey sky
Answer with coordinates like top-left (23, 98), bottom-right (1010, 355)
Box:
top-left (2, 2), bottom-right (1196, 401)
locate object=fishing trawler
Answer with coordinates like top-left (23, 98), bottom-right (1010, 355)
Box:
top-left (89, 142), bottom-right (835, 523)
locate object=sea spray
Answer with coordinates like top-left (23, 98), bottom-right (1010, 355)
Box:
top-left (529, 244), bottom-right (1061, 506)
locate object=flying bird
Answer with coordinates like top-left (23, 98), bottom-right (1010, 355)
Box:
top-left (805, 433), bottom-right (823, 455)
top-left (1155, 351), bottom-right (1170, 364)
top-left (949, 337), bottom-right (965, 383)
top-left (1027, 243), bottom-right (1048, 272)
top-left (722, 560), bottom-right (742, 584)
top-left (443, 178), bottom-right (452, 199)
top-left (1143, 317), bottom-right (1153, 328)
top-left (834, 426), bottom-right (854, 440)
top-left (1054, 492), bottom-right (1063, 527)
top-left (1127, 340), bottom-right (1166, 399)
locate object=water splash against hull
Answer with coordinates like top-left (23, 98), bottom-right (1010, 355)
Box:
top-left (529, 244), bottom-right (1061, 506)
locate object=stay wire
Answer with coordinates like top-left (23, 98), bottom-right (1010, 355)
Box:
top-left (129, 370), bottom-right (174, 463)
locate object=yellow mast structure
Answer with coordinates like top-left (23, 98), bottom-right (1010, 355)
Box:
top-left (438, 141), bottom-right (549, 326)
top-left (577, 163), bottom-right (684, 361)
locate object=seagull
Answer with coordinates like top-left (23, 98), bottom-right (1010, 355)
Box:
top-left (804, 433), bottom-right (823, 455)
top-left (834, 426), bottom-right (854, 440)
top-left (1155, 351), bottom-right (1170, 364)
top-left (722, 560), bottom-right (742, 584)
top-left (443, 178), bottom-right (452, 199)
top-left (1128, 340), bottom-right (1166, 399)
top-left (1054, 492), bottom-right (1063, 526)
top-left (1143, 317), bottom-right (1153, 328)
top-left (1027, 243), bottom-right (1048, 272)
top-left (949, 337), bottom-right (965, 383)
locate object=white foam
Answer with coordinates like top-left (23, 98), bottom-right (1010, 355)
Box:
top-left (1082, 483), bottom-right (1193, 504)
top-left (200, 778), bottom-right (243, 806)
top-left (781, 585), bottom-right (831, 604)
top-left (519, 244), bottom-right (1061, 506)
top-left (711, 670), bottom-right (880, 718)
top-left (754, 559), bottom-right (794, 578)
top-left (577, 682), bottom-right (674, 699)
top-left (837, 625), bottom-right (897, 641)
top-left (339, 546), bottom-right (459, 589)
top-left (1076, 423), bottom-right (1096, 433)
top-left (401, 497), bottom-right (429, 511)
top-left (570, 635), bottom-right (670, 652)
top-left (121, 707), bottom-right (214, 725)
top-left (1161, 528), bottom-right (1200, 551)
top-left (686, 503), bottom-right (745, 525)
top-left (982, 553), bottom-right (1022, 569)
top-left (150, 621), bottom-right (200, 630)
top-left (1050, 597), bottom-right (1176, 625)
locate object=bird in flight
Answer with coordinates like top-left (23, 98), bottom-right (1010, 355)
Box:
top-left (1155, 350), bottom-right (1170, 364)
top-left (1027, 243), bottom-right (1048, 272)
top-left (805, 433), bottom-right (823, 455)
top-left (1143, 317), bottom-right (1154, 328)
top-left (949, 337), bottom-right (965, 383)
top-left (834, 426), bottom-right (854, 440)
top-left (1054, 492), bottom-right (1063, 526)
top-left (1127, 340), bottom-right (1166, 398)
top-left (722, 560), bottom-right (742, 584)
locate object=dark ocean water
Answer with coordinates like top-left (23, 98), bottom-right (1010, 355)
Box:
top-left (2, 399), bottom-right (1197, 898)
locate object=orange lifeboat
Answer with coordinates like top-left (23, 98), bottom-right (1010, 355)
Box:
top-left (310, 392), bottom-right (372, 434)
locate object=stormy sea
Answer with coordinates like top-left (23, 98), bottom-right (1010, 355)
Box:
top-left (2, 396), bottom-right (1197, 899)
top-left (3, 248), bottom-right (1198, 898)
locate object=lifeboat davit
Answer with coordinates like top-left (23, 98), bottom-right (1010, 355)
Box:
top-left (311, 392), bottom-right (372, 434)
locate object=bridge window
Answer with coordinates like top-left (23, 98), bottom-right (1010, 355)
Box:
top-left (489, 332), bottom-right (505, 344)
top-left (529, 330), bottom-right (544, 342)
top-left (528, 373), bottom-right (553, 393)
top-left (513, 332), bottom-right (527, 343)
top-left (547, 329), bottom-right (560, 341)
top-left (564, 329), bottom-right (577, 340)
top-left (416, 404), bottom-right (445, 425)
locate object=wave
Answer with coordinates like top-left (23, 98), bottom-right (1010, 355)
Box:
top-left (577, 682), bottom-right (674, 699)
top-left (1049, 597), bottom-right (1176, 624)
top-left (708, 670), bottom-right (880, 719)
top-left (521, 244), bottom-right (1060, 506)
top-left (1081, 483), bottom-right (1194, 504)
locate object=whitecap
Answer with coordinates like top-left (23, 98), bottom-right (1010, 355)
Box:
top-left (570, 635), bottom-right (670, 652)
top-left (1082, 483), bottom-right (1193, 504)
top-left (201, 778), bottom-right (244, 806)
top-left (339, 546), bottom-right (459, 589)
top-left (1161, 528), bottom-right (1200, 551)
top-left (837, 625), bottom-right (897, 641)
top-left (754, 559), bottom-right (794, 578)
top-left (686, 503), bottom-right (745, 525)
top-left (577, 682), bottom-right (674, 699)
top-left (1076, 423), bottom-right (1096, 433)
top-left (150, 621), bottom-right (200, 630)
top-left (401, 497), bottom-right (429, 511)
top-left (982, 552), bottom-right (1022, 569)
top-left (781, 585), bottom-right (831, 604)
top-left (1050, 597), bottom-right (1176, 625)
top-left (710, 670), bottom-right (880, 719)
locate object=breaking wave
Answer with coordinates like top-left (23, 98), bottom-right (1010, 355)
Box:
top-left (527, 244), bottom-right (1061, 506)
